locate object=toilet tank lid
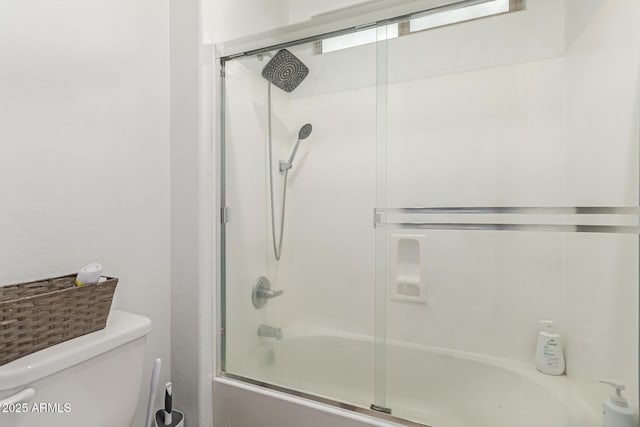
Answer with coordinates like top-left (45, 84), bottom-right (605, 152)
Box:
top-left (0, 310), bottom-right (152, 391)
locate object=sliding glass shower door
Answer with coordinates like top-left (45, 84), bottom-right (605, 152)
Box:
top-left (375, 1), bottom-right (639, 425)
top-left (220, 1), bottom-right (640, 426)
top-left (221, 33), bottom-right (380, 409)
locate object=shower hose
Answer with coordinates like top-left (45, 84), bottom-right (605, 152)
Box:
top-left (267, 82), bottom-right (287, 261)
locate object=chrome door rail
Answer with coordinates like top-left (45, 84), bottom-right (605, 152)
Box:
top-left (220, 0), bottom-right (524, 61)
top-left (377, 223), bottom-right (640, 234)
top-left (376, 206), bottom-right (640, 215)
top-left (375, 206), bottom-right (640, 234)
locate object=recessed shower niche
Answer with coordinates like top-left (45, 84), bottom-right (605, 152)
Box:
top-left (389, 234), bottom-right (427, 303)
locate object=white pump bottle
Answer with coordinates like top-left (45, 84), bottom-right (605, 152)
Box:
top-left (534, 320), bottom-right (565, 375)
top-left (600, 380), bottom-right (637, 427)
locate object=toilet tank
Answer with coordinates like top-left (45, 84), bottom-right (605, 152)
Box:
top-left (0, 310), bottom-right (152, 427)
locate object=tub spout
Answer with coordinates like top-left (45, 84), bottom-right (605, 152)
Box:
top-left (258, 324), bottom-right (283, 340)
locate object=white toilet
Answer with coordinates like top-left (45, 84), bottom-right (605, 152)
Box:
top-left (0, 310), bottom-right (152, 427)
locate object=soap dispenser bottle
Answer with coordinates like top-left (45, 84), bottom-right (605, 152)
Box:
top-left (535, 320), bottom-right (565, 375)
top-left (600, 380), bottom-right (637, 427)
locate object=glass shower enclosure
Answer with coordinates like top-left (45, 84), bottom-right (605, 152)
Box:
top-left (218, 1), bottom-right (640, 426)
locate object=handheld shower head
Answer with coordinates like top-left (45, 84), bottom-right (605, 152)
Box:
top-left (288, 123), bottom-right (313, 165)
top-left (298, 123), bottom-right (312, 140)
top-left (279, 123), bottom-right (314, 173)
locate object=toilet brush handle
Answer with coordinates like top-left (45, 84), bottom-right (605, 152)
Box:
top-left (145, 358), bottom-right (162, 427)
top-left (165, 384), bottom-right (172, 413)
top-left (164, 383), bottom-right (173, 425)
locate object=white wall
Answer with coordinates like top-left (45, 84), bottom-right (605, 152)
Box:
top-left (222, 0), bottom-right (640, 421)
top-left (170, 0), bottom-right (219, 426)
top-left (202, 0), bottom-right (378, 44)
top-left (173, 1), bottom-right (290, 426)
top-left (202, 0), bottom-right (289, 44)
top-left (0, 1), bottom-right (170, 426)
top-left (288, 0), bottom-right (375, 23)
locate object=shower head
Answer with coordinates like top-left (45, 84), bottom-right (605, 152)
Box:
top-left (298, 123), bottom-right (312, 140)
top-left (262, 49), bottom-right (309, 93)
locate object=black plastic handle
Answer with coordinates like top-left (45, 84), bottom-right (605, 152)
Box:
top-left (165, 387), bottom-right (172, 414)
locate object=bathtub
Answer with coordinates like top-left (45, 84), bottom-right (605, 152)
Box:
top-left (216, 334), bottom-right (600, 427)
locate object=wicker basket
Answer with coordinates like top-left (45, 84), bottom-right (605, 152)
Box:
top-left (0, 274), bottom-right (118, 366)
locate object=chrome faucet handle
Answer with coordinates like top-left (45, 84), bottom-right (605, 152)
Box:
top-left (252, 276), bottom-right (284, 309)
top-left (258, 289), bottom-right (284, 299)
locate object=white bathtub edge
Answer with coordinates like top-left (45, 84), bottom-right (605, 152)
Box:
top-left (214, 377), bottom-right (405, 427)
